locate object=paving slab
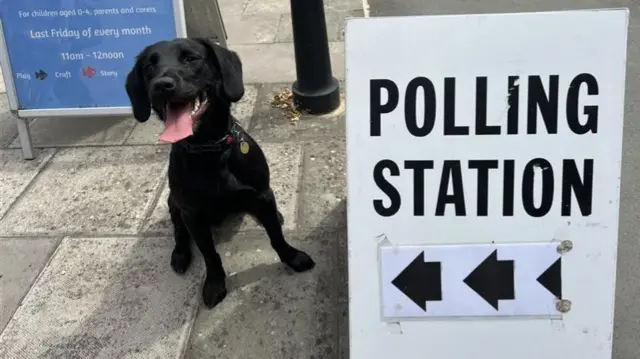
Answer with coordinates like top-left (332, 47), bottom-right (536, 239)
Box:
top-left (142, 181), bottom-right (172, 235)
top-left (231, 84), bottom-right (261, 129)
top-left (123, 115), bottom-right (165, 145)
top-left (8, 116), bottom-right (136, 148)
top-left (276, 10), bottom-right (363, 42)
top-left (233, 42), bottom-right (345, 83)
top-left (0, 95), bottom-right (19, 147)
top-left (0, 149), bottom-right (55, 220)
top-left (628, 24), bottom-right (640, 68)
top-left (298, 140), bottom-right (347, 231)
top-left (243, 0), bottom-right (362, 16)
top-left (324, 0), bottom-right (366, 12)
top-left (142, 142), bottom-right (303, 234)
top-left (125, 85), bottom-right (259, 145)
top-left (0, 69), bottom-right (5, 94)
top-left (185, 0), bottom-right (238, 38)
top-left (226, 14), bottom-right (282, 45)
top-left (248, 83), bottom-right (346, 143)
top-left (0, 237), bottom-right (59, 332)
top-left (243, 0), bottom-right (290, 16)
top-left (0, 237), bottom-right (203, 359)
top-left (244, 142), bottom-right (303, 230)
top-left (336, 228), bottom-right (348, 359)
top-left (185, 229), bottom-right (344, 359)
top-left (218, 0), bottom-right (251, 18)
top-left (0, 146), bottom-right (168, 236)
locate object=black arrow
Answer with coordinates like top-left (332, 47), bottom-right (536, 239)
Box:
top-left (391, 252), bottom-right (442, 311)
top-left (463, 249), bottom-right (514, 310)
top-left (537, 258), bottom-right (561, 298)
top-left (35, 69), bottom-right (47, 80)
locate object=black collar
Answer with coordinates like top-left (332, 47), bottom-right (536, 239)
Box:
top-left (177, 120), bottom-right (243, 154)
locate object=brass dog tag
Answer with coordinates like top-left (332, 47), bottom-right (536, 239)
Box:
top-left (240, 141), bottom-right (250, 154)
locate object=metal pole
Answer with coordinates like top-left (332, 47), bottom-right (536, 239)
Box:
top-left (289, 0), bottom-right (341, 114)
top-left (16, 117), bottom-right (34, 160)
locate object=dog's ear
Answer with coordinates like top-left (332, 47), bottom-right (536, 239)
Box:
top-left (125, 56), bottom-right (151, 122)
top-left (195, 38), bottom-right (244, 103)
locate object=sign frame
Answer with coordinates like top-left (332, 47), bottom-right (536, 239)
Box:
top-left (183, 0), bottom-right (228, 47)
top-left (345, 8), bottom-right (628, 359)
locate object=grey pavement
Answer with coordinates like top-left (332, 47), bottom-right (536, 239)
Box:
top-left (0, 1), bottom-right (638, 359)
top-left (0, 79), bottom-right (348, 358)
top-left (216, 0), bottom-right (362, 83)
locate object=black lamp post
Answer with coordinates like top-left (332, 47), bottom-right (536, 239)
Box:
top-left (289, 0), bottom-right (341, 114)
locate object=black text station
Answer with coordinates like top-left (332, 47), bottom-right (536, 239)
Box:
top-left (369, 74), bottom-right (598, 218)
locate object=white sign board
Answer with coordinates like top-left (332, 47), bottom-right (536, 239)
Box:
top-left (345, 9), bottom-right (628, 359)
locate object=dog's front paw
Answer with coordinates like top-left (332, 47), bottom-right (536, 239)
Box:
top-left (283, 250), bottom-right (316, 272)
top-left (171, 247), bottom-right (192, 274)
top-left (202, 280), bottom-right (228, 309)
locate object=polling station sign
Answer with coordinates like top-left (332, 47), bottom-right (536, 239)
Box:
top-left (345, 9), bottom-right (628, 359)
top-left (0, 0), bottom-right (184, 111)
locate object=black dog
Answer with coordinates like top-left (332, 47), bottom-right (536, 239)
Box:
top-left (125, 38), bottom-right (315, 309)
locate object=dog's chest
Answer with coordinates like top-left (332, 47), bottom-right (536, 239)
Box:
top-left (170, 164), bottom-right (252, 203)
top-left (172, 170), bottom-right (236, 195)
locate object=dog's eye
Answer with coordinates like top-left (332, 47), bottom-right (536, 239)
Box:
top-left (183, 55), bottom-right (199, 63)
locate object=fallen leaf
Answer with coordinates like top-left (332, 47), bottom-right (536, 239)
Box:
top-left (270, 88), bottom-right (304, 123)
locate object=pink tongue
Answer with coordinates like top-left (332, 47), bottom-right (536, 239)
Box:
top-left (159, 104), bottom-right (194, 143)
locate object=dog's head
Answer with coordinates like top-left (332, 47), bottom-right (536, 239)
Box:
top-left (125, 38), bottom-right (244, 143)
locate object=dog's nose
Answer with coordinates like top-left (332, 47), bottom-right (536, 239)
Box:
top-left (152, 78), bottom-right (176, 93)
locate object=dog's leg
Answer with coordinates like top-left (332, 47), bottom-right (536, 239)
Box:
top-left (253, 188), bottom-right (315, 272)
top-left (181, 211), bottom-right (228, 309)
top-left (169, 198), bottom-right (192, 274)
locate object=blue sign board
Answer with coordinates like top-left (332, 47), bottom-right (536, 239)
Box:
top-left (0, 0), bottom-right (179, 110)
